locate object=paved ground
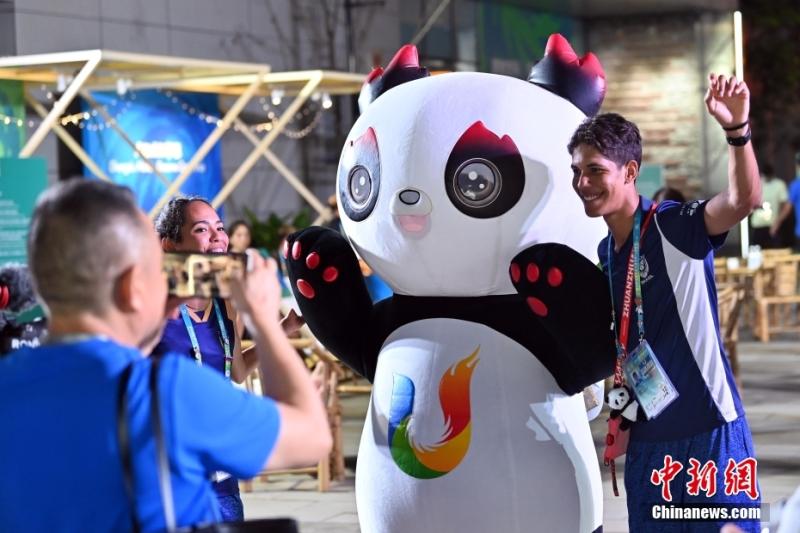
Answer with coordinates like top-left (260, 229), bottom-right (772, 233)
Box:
top-left (242, 339), bottom-right (800, 532)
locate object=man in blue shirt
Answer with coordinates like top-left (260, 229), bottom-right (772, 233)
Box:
top-left (786, 155), bottom-right (800, 250)
top-left (0, 180), bottom-right (331, 532)
top-left (568, 74), bottom-right (762, 532)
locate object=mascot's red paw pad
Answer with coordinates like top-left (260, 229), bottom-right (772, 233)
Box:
top-left (296, 279), bottom-right (315, 299)
top-left (306, 252), bottom-right (320, 269)
top-left (322, 266), bottom-right (339, 283)
top-left (527, 296), bottom-right (548, 317)
top-left (291, 241), bottom-right (303, 260)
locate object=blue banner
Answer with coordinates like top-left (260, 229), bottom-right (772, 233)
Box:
top-left (81, 90), bottom-right (222, 214)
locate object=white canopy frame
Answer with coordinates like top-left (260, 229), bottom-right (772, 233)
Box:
top-left (0, 49), bottom-right (365, 222)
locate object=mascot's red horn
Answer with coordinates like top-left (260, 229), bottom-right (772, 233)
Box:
top-left (528, 33), bottom-right (606, 116)
top-left (359, 44), bottom-right (430, 111)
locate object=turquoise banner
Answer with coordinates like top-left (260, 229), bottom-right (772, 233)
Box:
top-left (0, 158), bottom-right (48, 265)
top-left (477, 1), bottom-right (575, 77)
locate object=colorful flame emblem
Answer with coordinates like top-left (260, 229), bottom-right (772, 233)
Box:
top-left (388, 348), bottom-right (479, 479)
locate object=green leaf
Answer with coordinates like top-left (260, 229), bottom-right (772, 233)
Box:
top-left (243, 207), bottom-right (314, 254)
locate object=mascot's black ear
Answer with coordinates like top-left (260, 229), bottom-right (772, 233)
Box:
top-left (528, 33), bottom-right (606, 117)
top-left (358, 44), bottom-right (430, 113)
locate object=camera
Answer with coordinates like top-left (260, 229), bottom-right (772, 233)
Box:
top-left (162, 252), bottom-right (247, 298)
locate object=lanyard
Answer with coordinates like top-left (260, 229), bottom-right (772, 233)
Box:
top-left (179, 299), bottom-right (232, 379)
top-left (607, 204), bottom-right (657, 385)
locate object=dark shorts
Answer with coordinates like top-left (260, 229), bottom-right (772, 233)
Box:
top-left (624, 417), bottom-right (761, 532)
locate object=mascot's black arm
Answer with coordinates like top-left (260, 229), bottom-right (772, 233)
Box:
top-left (510, 242), bottom-right (616, 393)
top-left (283, 226), bottom-right (380, 380)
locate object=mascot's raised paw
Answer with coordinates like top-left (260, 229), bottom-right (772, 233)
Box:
top-left (283, 226), bottom-right (376, 379)
top-left (283, 226), bottom-right (359, 301)
top-left (511, 242), bottom-right (608, 321)
top-left (511, 242), bottom-right (616, 383)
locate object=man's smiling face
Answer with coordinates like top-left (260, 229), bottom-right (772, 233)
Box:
top-left (571, 143), bottom-right (636, 218)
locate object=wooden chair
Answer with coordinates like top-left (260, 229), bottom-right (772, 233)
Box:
top-left (760, 247), bottom-right (792, 258)
top-left (239, 340), bottom-right (346, 492)
top-left (754, 255), bottom-right (800, 342)
top-left (715, 257), bottom-right (761, 331)
top-left (716, 284), bottom-right (745, 387)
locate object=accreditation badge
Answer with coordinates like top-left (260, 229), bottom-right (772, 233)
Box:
top-left (623, 340), bottom-right (678, 420)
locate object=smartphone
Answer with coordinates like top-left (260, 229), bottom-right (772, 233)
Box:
top-left (163, 252), bottom-right (247, 298)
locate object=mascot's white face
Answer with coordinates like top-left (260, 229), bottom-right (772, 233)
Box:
top-left (337, 71), bottom-right (607, 297)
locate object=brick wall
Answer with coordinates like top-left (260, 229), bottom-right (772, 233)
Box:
top-left (586, 12), bottom-right (735, 201)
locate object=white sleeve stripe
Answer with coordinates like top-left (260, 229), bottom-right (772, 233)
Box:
top-left (655, 219), bottom-right (738, 422)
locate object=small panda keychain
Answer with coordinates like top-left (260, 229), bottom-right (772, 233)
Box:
top-left (605, 384), bottom-right (641, 431)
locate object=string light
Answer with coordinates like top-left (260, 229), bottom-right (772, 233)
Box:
top-left (153, 87), bottom-right (332, 139)
top-left (0, 112), bottom-right (25, 128)
top-left (1, 85), bottom-right (333, 139)
top-left (115, 78), bottom-right (131, 96)
top-left (57, 92), bottom-right (135, 130)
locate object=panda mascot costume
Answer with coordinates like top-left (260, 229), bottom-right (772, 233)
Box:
top-left (285, 34), bottom-right (616, 533)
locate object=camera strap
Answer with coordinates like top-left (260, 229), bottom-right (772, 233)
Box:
top-left (179, 299), bottom-right (233, 379)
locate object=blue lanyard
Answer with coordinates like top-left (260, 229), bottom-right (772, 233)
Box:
top-left (179, 299), bottom-right (232, 379)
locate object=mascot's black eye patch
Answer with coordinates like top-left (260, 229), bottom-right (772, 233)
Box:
top-left (445, 121), bottom-right (524, 218)
top-left (338, 127), bottom-right (381, 222)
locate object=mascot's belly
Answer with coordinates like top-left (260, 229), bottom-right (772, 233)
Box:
top-left (356, 318), bottom-right (602, 533)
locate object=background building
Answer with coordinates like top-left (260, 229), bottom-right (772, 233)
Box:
top-left (0, 0), bottom-right (749, 242)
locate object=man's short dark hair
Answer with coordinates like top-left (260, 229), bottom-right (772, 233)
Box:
top-left (154, 196), bottom-right (213, 243)
top-left (28, 179), bottom-right (144, 315)
top-left (567, 112), bottom-right (642, 168)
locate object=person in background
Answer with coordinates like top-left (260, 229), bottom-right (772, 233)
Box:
top-left (153, 196), bottom-right (300, 522)
top-left (569, 73), bottom-right (761, 532)
top-left (785, 155), bottom-right (800, 250)
top-left (652, 186), bottom-right (686, 204)
top-left (0, 180), bottom-right (330, 532)
top-left (750, 164), bottom-right (789, 249)
top-left (0, 264), bottom-right (47, 356)
top-left (228, 220), bottom-right (253, 254)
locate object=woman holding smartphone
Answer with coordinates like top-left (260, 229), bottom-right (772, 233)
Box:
top-left (151, 196), bottom-right (259, 522)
